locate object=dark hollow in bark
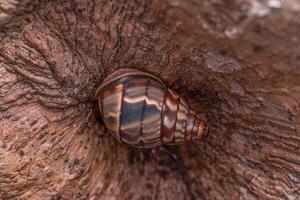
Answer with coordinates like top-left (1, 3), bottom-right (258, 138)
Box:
top-left (0, 0), bottom-right (299, 199)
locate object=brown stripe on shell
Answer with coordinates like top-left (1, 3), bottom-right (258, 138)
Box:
top-left (192, 118), bottom-right (200, 140)
top-left (185, 109), bottom-right (197, 142)
top-left (141, 80), bottom-right (164, 147)
top-left (161, 89), bottom-right (179, 144)
top-left (174, 98), bottom-right (189, 144)
top-left (120, 80), bottom-right (147, 145)
top-left (197, 120), bottom-right (204, 141)
top-left (100, 83), bottom-right (124, 142)
top-left (95, 69), bottom-right (165, 99)
top-left (198, 120), bottom-right (209, 141)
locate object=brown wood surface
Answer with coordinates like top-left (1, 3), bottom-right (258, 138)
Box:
top-left (0, 0), bottom-right (299, 199)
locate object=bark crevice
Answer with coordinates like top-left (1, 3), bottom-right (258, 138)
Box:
top-left (0, 0), bottom-right (300, 199)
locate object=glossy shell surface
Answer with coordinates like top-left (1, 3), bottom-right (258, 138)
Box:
top-left (96, 69), bottom-right (209, 148)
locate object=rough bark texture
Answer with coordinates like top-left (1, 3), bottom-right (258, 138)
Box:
top-left (0, 0), bottom-right (300, 199)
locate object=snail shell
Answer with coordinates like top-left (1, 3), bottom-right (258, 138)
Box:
top-left (95, 68), bottom-right (209, 148)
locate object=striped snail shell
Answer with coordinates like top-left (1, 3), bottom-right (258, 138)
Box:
top-left (95, 68), bottom-right (209, 148)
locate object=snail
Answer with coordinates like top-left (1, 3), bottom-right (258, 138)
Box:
top-left (95, 68), bottom-right (209, 148)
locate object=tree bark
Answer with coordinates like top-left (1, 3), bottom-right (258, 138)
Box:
top-left (0, 0), bottom-right (299, 199)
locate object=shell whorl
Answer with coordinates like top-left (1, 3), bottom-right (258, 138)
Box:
top-left (96, 68), bottom-right (209, 148)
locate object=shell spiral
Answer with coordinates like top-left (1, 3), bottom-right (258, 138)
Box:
top-left (95, 69), bottom-right (209, 148)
